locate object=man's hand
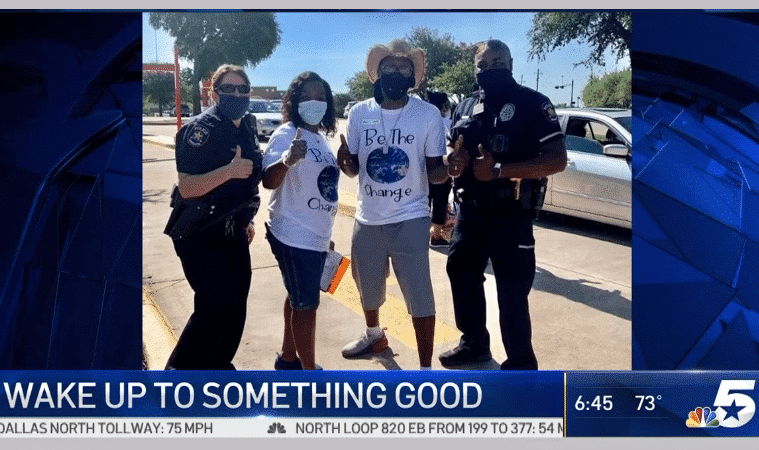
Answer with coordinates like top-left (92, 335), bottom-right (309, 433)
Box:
top-left (337, 134), bottom-right (352, 166)
top-left (337, 134), bottom-right (358, 176)
top-left (227, 145), bottom-right (253, 179)
top-left (473, 144), bottom-right (497, 181)
top-left (283, 128), bottom-right (307, 167)
top-left (446, 135), bottom-right (470, 178)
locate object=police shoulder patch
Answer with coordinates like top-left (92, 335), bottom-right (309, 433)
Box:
top-left (541, 102), bottom-right (558, 123)
top-left (187, 124), bottom-right (210, 148)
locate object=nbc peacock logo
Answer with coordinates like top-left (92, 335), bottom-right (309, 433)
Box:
top-left (686, 407), bottom-right (720, 428)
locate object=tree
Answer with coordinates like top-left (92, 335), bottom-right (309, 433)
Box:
top-left (143, 72), bottom-right (175, 116)
top-left (180, 67), bottom-right (195, 104)
top-left (582, 68), bottom-right (631, 108)
top-left (333, 93), bottom-right (352, 119)
top-left (149, 12), bottom-right (281, 114)
top-left (527, 12), bottom-right (632, 68)
top-left (404, 27), bottom-right (463, 93)
top-left (429, 59), bottom-right (476, 101)
top-left (347, 71), bottom-right (374, 101)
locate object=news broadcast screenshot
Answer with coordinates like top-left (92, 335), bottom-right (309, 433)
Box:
top-left (1, 10), bottom-right (758, 440)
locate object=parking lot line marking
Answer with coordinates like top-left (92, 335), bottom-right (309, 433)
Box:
top-left (327, 266), bottom-right (460, 350)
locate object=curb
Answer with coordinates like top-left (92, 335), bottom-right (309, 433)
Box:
top-left (142, 287), bottom-right (177, 370)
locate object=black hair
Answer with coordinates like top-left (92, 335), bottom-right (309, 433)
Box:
top-left (282, 71), bottom-right (337, 137)
top-left (425, 90), bottom-right (450, 113)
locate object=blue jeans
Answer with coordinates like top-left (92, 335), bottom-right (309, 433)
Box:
top-left (266, 226), bottom-right (327, 311)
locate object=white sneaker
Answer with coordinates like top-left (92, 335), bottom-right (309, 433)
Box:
top-left (341, 330), bottom-right (389, 357)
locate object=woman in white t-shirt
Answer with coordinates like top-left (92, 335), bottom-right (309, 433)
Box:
top-left (262, 72), bottom-right (339, 370)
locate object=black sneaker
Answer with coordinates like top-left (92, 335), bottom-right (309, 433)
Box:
top-left (430, 237), bottom-right (450, 247)
top-left (439, 346), bottom-right (492, 368)
top-left (274, 354), bottom-right (323, 370)
top-left (500, 359), bottom-right (538, 370)
top-left (274, 354), bottom-right (303, 370)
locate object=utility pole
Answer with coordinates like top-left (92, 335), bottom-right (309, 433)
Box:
top-left (535, 68), bottom-right (541, 91)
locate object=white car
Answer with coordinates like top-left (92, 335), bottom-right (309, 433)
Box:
top-left (248, 100), bottom-right (283, 140)
top-left (542, 108), bottom-right (632, 229)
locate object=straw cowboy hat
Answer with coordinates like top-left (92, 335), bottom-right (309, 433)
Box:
top-left (366, 39), bottom-right (426, 90)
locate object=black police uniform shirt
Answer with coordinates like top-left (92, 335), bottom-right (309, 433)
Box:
top-left (450, 73), bottom-right (563, 195)
top-left (174, 105), bottom-right (263, 230)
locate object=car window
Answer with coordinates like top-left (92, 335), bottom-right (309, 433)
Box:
top-left (565, 118), bottom-right (604, 155)
top-left (248, 102), bottom-right (269, 113)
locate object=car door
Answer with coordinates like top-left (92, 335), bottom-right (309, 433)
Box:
top-left (551, 115), bottom-right (631, 223)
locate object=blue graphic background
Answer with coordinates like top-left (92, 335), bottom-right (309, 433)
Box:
top-left (366, 146), bottom-right (409, 184)
top-left (0, 13), bottom-right (142, 369)
top-left (632, 11), bottom-right (759, 370)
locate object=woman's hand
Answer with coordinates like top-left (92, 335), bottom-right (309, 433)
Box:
top-left (247, 221), bottom-right (255, 244)
top-left (227, 145), bottom-right (253, 179)
top-left (282, 128), bottom-right (307, 167)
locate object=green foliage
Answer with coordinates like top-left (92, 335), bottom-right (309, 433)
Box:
top-left (149, 12), bottom-right (281, 113)
top-left (347, 71), bottom-right (374, 101)
top-left (527, 12), bottom-right (632, 67)
top-left (582, 68), bottom-right (631, 108)
top-left (143, 72), bottom-right (175, 116)
top-left (404, 27), bottom-right (464, 92)
top-left (429, 59), bottom-right (476, 100)
top-left (333, 93), bottom-right (352, 118)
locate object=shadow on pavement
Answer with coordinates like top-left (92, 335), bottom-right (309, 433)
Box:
top-left (535, 211), bottom-right (631, 247)
top-left (532, 266), bottom-right (630, 321)
top-left (341, 347), bottom-right (402, 370)
top-left (143, 188), bottom-right (169, 204)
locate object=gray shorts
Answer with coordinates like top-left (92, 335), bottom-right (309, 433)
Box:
top-left (351, 216), bottom-right (435, 318)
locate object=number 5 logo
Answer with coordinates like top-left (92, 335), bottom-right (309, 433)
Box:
top-left (714, 380), bottom-right (756, 428)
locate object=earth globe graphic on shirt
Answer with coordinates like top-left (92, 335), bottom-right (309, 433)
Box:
top-left (366, 146), bottom-right (409, 183)
top-left (317, 165), bottom-right (339, 203)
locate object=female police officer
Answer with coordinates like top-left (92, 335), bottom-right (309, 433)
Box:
top-left (164, 64), bottom-right (263, 370)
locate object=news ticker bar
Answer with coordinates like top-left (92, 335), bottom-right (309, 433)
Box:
top-left (0, 371), bottom-right (757, 437)
top-left (0, 418), bottom-right (563, 438)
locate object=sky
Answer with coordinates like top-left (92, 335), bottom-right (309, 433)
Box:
top-left (142, 12), bottom-right (630, 107)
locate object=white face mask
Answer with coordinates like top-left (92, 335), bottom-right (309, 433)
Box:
top-left (298, 100), bottom-right (328, 126)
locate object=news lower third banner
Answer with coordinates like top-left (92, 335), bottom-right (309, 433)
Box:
top-left (0, 371), bottom-right (563, 438)
top-left (1, 371), bottom-right (759, 438)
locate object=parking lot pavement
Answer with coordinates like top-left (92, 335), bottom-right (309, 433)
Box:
top-left (142, 125), bottom-right (631, 371)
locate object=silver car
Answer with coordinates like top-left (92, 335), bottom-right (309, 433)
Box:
top-left (542, 108), bottom-right (632, 229)
top-left (248, 99), bottom-right (283, 140)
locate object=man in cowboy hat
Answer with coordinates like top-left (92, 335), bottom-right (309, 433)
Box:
top-left (336, 39), bottom-right (467, 370)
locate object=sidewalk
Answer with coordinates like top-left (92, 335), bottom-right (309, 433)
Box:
top-left (142, 133), bottom-right (631, 371)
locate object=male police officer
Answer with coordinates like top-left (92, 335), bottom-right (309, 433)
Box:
top-left (439, 40), bottom-right (567, 370)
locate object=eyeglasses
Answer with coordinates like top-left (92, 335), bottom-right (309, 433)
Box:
top-left (216, 84), bottom-right (251, 94)
top-left (379, 65), bottom-right (413, 77)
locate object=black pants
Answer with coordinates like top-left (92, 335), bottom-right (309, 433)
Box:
top-left (428, 179), bottom-right (452, 226)
top-left (446, 202), bottom-right (538, 369)
top-left (166, 226), bottom-right (251, 370)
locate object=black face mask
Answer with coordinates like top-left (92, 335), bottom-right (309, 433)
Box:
top-left (380, 73), bottom-right (413, 101)
top-left (476, 68), bottom-right (511, 103)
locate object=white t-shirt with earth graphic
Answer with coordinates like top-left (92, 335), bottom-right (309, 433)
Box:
top-left (347, 96), bottom-right (446, 225)
top-left (264, 122), bottom-right (340, 252)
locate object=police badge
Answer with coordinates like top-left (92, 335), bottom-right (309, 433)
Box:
top-left (499, 103), bottom-right (515, 122)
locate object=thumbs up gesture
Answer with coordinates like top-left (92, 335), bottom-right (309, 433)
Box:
top-left (473, 144), bottom-right (497, 181)
top-left (337, 133), bottom-right (357, 175)
top-left (446, 135), bottom-right (470, 178)
top-left (227, 145), bottom-right (253, 179)
top-left (283, 128), bottom-right (307, 167)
